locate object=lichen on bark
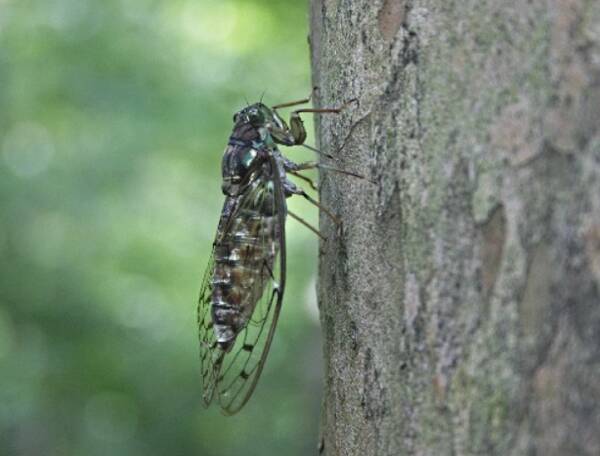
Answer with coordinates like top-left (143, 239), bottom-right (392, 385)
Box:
top-left (310, 1), bottom-right (600, 455)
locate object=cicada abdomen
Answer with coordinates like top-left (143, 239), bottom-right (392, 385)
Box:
top-left (211, 176), bottom-right (281, 351)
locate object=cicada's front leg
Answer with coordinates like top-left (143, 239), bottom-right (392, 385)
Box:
top-left (288, 112), bottom-right (307, 145)
top-left (269, 89), bottom-right (315, 146)
top-left (271, 88), bottom-right (357, 147)
top-left (288, 98), bottom-right (358, 146)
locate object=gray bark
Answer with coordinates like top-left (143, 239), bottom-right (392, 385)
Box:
top-left (309, 1), bottom-right (600, 455)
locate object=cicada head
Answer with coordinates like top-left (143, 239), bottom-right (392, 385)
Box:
top-left (234, 103), bottom-right (286, 130)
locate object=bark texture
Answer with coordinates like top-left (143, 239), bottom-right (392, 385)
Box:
top-left (310, 1), bottom-right (600, 455)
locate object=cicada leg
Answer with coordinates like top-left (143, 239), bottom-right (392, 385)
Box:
top-left (292, 97), bottom-right (358, 116)
top-left (284, 183), bottom-right (340, 226)
top-left (299, 143), bottom-right (334, 159)
top-left (284, 159), bottom-right (370, 231)
top-left (288, 210), bottom-right (327, 241)
top-left (300, 192), bottom-right (340, 226)
top-left (269, 89), bottom-right (315, 147)
top-left (288, 160), bottom-right (367, 181)
top-left (272, 89), bottom-right (358, 148)
top-left (288, 98), bottom-right (359, 146)
top-left (271, 87), bottom-right (317, 110)
top-left (288, 170), bottom-right (318, 191)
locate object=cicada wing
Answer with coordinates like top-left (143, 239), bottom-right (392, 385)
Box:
top-left (198, 192), bottom-right (254, 407)
top-left (197, 252), bottom-right (220, 406)
top-left (216, 264), bottom-right (284, 415)
top-left (207, 157), bottom-right (286, 415)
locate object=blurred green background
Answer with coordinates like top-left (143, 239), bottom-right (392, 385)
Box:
top-left (0, 0), bottom-right (325, 454)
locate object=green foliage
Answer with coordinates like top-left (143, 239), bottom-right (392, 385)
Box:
top-left (0, 1), bottom-right (323, 454)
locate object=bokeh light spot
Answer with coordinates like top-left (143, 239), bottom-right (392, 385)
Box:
top-left (173, 0), bottom-right (274, 54)
top-left (180, 1), bottom-right (237, 47)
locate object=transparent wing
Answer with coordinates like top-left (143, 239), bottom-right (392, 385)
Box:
top-left (197, 251), bottom-right (219, 406)
top-left (198, 157), bottom-right (287, 415)
top-left (198, 196), bottom-right (244, 407)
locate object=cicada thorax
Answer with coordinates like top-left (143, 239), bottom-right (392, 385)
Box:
top-left (221, 122), bottom-right (263, 196)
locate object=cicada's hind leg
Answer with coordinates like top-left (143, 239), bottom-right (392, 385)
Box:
top-left (291, 186), bottom-right (343, 241)
top-left (288, 210), bottom-right (327, 241)
top-left (299, 192), bottom-right (341, 227)
top-left (283, 158), bottom-right (370, 236)
top-left (282, 176), bottom-right (340, 227)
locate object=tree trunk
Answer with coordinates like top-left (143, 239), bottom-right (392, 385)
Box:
top-left (310, 1), bottom-right (600, 455)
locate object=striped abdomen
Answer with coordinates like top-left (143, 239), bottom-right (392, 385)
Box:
top-left (211, 189), bottom-right (280, 351)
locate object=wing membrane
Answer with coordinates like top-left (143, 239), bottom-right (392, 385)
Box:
top-left (198, 156), bottom-right (286, 414)
top-left (198, 252), bottom-right (219, 406)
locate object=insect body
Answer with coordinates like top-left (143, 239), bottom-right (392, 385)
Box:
top-left (198, 94), bottom-right (354, 414)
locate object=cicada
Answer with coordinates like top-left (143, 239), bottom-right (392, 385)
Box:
top-left (197, 91), bottom-right (358, 414)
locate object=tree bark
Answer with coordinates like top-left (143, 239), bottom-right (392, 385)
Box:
top-left (310, 1), bottom-right (600, 455)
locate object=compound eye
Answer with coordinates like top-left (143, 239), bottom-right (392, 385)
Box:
top-left (233, 113), bottom-right (238, 122)
top-left (246, 109), bottom-right (260, 123)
